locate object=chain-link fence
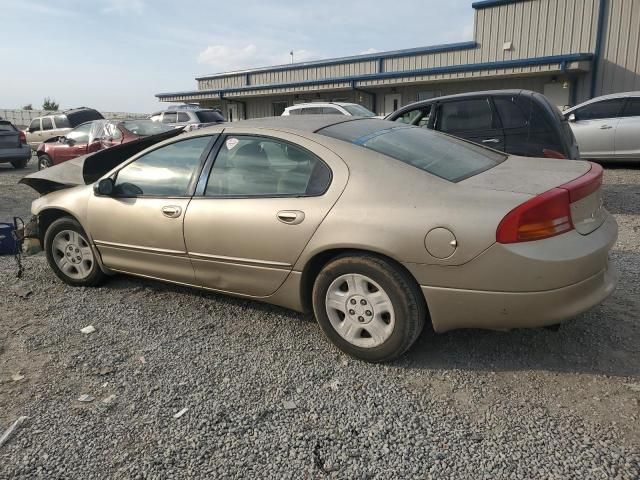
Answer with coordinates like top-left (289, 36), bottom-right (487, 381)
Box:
top-left (0, 109), bottom-right (147, 128)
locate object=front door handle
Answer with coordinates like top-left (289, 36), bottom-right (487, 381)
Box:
top-left (277, 210), bottom-right (305, 225)
top-left (600, 125), bottom-right (612, 129)
top-left (162, 205), bottom-right (182, 218)
top-left (482, 138), bottom-right (501, 143)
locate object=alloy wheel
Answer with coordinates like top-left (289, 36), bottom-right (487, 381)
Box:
top-left (51, 229), bottom-right (94, 280)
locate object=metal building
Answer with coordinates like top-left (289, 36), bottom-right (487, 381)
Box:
top-left (156, 0), bottom-right (640, 120)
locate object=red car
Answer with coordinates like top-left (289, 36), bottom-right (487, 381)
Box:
top-left (36, 119), bottom-right (175, 170)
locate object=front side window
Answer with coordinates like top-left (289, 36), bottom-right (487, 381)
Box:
top-left (621, 97), bottom-right (640, 117)
top-left (42, 117), bottom-right (53, 130)
top-left (438, 98), bottom-right (494, 132)
top-left (574, 98), bottom-right (626, 121)
top-left (67, 123), bottom-right (92, 143)
top-left (114, 136), bottom-right (212, 197)
top-left (205, 136), bottom-right (331, 197)
top-left (162, 112), bottom-right (177, 124)
top-left (29, 119), bottom-right (41, 132)
top-left (394, 106), bottom-right (431, 127)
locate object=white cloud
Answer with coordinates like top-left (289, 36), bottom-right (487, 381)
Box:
top-left (360, 48), bottom-right (379, 55)
top-left (197, 44), bottom-right (318, 72)
top-left (102, 0), bottom-right (145, 15)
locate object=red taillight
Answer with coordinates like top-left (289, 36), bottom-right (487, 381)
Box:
top-left (18, 131), bottom-right (27, 144)
top-left (496, 162), bottom-right (602, 244)
top-left (542, 148), bottom-right (566, 159)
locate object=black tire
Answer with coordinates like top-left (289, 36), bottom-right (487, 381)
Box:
top-left (11, 158), bottom-right (29, 169)
top-left (312, 253), bottom-right (426, 362)
top-left (38, 154), bottom-right (52, 170)
top-left (44, 217), bottom-right (105, 287)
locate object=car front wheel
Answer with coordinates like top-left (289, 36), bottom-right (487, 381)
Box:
top-left (38, 154), bottom-right (52, 170)
top-left (312, 253), bottom-right (426, 362)
top-left (44, 217), bottom-right (105, 287)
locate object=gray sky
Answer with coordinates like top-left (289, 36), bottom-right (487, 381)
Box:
top-left (1, 0), bottom-right (476, 113)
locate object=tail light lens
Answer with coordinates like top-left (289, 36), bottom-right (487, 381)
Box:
top-left (496, 162), bottom-right (603, 244)
top-left (542, 148), bottom-right (566, 159)
top-left (18, 131), bottom-right (27, 144)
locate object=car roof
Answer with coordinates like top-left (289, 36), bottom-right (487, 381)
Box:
top-left (286, 102), bottom-right (359, 109)
top-left (563, 91), bottom-right (640, 113)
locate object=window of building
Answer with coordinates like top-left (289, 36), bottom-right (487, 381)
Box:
top-left (205, 136), bottom-right (331, 197)
top-left (114, 136), bottom-right (212, 196)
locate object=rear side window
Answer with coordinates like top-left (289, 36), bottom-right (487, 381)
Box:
top-left (494, 97), bottom-right (529, 129)
top-left (438, 99), bottom-right (494, 132)
top-left (319, 121), bottom-right (505, 182)
top-left (621, 97), bottom-right (640, 117)
top-left (42, 117), bottom-right (53, 130)
top-left (54, 115), bottom-right (70, 128)
top-left (114, 136), bottom-right (212, 196)
top-left (195, 110), bottom-right (225, 123)
top-left (205, 136), bottom-right (331, 197)
top-left (574, 99), bottom-right (626, 120)
top-left (322, 107), bottom-right (342, 114)
top-left (301, 107), bottom-right (324, 115)
top-left (176, 112), bottom-right (190, 122)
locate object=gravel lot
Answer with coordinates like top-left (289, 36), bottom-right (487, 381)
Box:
top-left (1, 159), bottom-right (639, 479)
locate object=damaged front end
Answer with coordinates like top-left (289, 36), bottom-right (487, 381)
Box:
top-left (17, 127), bottom-right (185, 253)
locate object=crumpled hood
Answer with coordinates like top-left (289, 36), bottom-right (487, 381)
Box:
top-left (20, 127), bottom-right (184, 195)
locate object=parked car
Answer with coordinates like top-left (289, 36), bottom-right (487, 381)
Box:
top-left (0, 120), bottom-right (31, 169)
top-left (36, 119), bottom-right (175, 170)
top-left (282, 102), bottom-right (377, 117)
top-left (149, 108), bottom-right (225, 131)
top-left (386, 90), bottom-right (580, 159)
top-left (21, 117), bottom-right (616, 362)
top-left (563, 91), bottom-right (640, 161)
top-left (24, 108), bottom-right (104, 149)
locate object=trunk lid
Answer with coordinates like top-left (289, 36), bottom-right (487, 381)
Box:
top-left (463, 155), bottom-right (605, 235)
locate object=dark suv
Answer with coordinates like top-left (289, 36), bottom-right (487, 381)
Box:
top-left (386, 90), bottom-right (579, 159)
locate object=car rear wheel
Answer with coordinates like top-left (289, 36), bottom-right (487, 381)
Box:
top-left (11, 158), bottom-right (28, 169)
top-left (312, 253), bottom-right (426, 362)
top-left (44, 217), bottom-right (105, 287)
top-left (38, 154), bottom-right (52, 170)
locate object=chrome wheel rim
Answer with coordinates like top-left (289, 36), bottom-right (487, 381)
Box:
top-left (51, 230), bottom-right (94, 280)
top-left (325, 273), bottom-right (395, 348)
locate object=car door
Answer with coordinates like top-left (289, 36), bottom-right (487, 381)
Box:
top-left (614, 96), bottom-right (640, 159)
top-left (183, 131), bottom-right (348, 297)
top-left (26, 118), bottom-right (41, 147)
top-left (88, 135), bottom-right (216, 284)
top-left (56, 123), bottom-right (92, 163)
top-left (567, 98), bottom-right (626, 159)
top-left (434, 97), bottom-right (505, 150)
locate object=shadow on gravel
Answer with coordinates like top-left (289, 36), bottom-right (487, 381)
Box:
top-left (404, 250), bottom-right (640, 379)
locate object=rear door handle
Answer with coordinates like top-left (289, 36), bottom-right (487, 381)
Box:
top-left (162, 205), bottom-right (182, 218)
top-left (482, 138), bottom-right (501, 143)
top-left (277, 210), bottom-right (305, 225)
top-left (600, 125), bottom-right (612, 129)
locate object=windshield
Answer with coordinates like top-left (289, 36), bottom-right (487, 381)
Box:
top-left (342, 104), bottom-right (376, 117)
top-left (195, 110), bottom-right (225, 123)
top-left (121, 120), bottom-right (174, 136)
top-left (318, 120), bottom-right (505, 182)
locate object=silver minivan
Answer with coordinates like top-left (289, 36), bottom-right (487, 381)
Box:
top-left (564, 92), bottom-right (640, 161)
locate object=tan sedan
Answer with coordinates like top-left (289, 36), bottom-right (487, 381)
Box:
top-left (21, 117), bottom-right (618, 362)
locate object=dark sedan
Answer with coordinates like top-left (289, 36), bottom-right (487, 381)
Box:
top-left (0, 120), bottom-right (31, 169)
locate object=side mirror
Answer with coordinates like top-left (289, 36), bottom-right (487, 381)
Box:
top-left (94, 178), bottom-right (115, 196)
top-left (567, 113), bottom-right (576, 122)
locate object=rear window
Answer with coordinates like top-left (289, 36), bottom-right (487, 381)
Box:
top-left (66, 109), bottom-right (104, 127)
top-left (195, 110), bottom-right (225, 123)
top-left (319, 120), bottom-right (505, 182)
top-left (54, 115), bottom-right (70, 128)
top-left (0, 122), bottom-right (16, 132)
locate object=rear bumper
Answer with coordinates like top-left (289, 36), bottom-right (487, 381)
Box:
top-left (423, 262), bottom-right (618, 332)
top-left (0, 145), bottom-right (31, 162)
